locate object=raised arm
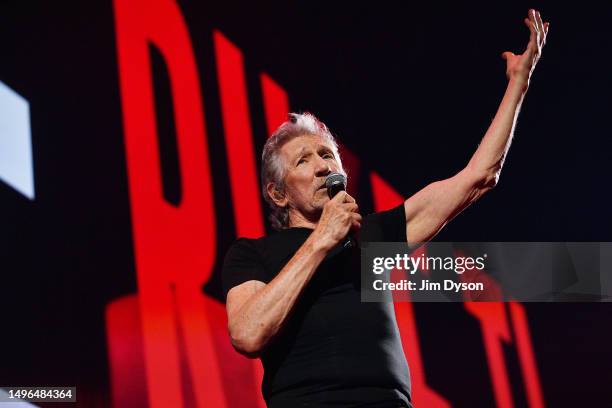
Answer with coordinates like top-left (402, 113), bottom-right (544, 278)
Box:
top-left (404, 9), bottom-right (549, 247)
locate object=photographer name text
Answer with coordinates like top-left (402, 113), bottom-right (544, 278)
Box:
top-left (372, 279), bottom-right (484, 292)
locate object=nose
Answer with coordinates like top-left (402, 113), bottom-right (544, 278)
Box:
top-left (314, 156), bottom-right (332, 177)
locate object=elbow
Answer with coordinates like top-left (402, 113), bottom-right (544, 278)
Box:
top-left (229, 325), bottom-right (265, 358)
top-left (463, 167), bottom-right (500, 198)
top-left (232, 340), bottom-right (262, 359)
top-left (480, 170), bottom-right (500, 190)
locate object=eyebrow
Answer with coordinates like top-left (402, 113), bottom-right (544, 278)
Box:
top-left (293, 146), bottom-right (334, 163)
top-left (291, 147), bottom-right (306, 164)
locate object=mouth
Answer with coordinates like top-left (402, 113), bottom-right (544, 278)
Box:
top-left (315, 185), bottom-right (328, 198)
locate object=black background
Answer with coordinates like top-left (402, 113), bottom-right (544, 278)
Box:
top-left (1, 1), bottom-right (611, 406)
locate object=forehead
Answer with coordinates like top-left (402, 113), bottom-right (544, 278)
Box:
top-left (280, 134), bottom-right (335, 159)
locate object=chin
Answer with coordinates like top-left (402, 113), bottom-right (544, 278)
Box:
top-left (309, 201), bottom-right (326, 214)
top-left (316, 195), bottom-right (330, 205)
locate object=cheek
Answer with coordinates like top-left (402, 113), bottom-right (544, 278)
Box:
top-left (284, 182), bottom-right (308, 203)
top-left (286, 184), bottom-right (318, 208)
top-left (287, 170), bottom-right (313, 191)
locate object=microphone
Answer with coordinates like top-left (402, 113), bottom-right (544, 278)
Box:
top-left (325, 172), bottom-right (347, 199)
top-left (325, 173), bottom-right (356, 249)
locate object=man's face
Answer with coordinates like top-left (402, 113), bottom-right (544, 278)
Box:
top-left (277, 134), bottom-right (343, 220)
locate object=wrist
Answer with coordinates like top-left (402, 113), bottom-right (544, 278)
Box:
top-left (308, 229), bottom-right (334, 253)
top-left (508, 74), bottom-right (530, 91)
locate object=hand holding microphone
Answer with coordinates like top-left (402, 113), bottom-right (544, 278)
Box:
top-left (312, 173), bottom-right (361, 251)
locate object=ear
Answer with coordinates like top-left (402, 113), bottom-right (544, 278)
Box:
top-left (266, 183), bottom-right (288, 208)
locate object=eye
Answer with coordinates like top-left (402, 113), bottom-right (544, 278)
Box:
top-left (323, 152), bottom-right (334, 159)
top-left (297, 158), bottom-right (306, 165)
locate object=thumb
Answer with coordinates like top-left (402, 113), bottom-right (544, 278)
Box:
top-left (501, 51), bottom-right (515, 60)
top-left (331, 190), bottom-right (348, 203)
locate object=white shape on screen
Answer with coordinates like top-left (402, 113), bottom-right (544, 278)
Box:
top-left (0, 80), bottom-right (34, 200)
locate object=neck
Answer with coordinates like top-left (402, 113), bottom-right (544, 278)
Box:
top-left (287, 208), bottom-right (321, 230)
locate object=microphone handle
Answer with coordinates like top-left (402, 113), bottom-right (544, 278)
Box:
top-left (344, 236), bottom-right (355, 249)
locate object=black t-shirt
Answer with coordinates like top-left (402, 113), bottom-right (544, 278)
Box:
top-left (222, 204), bottom-right (412, 407)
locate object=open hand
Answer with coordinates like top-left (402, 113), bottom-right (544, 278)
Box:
top-left (502, 9), bottom-right (549, 84)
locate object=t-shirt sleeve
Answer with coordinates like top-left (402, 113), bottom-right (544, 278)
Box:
top-left (360, 203), bottom-right (407, 243)
top-left (222, 238), bottom-right (267, 299)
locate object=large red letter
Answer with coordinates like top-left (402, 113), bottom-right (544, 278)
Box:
top-left (114, 0), bottom-right (225, 406)
top-left (261, 73), bottom-right (289, 137)
top-left (215, 31), bottom-right (265, 239)
top-left (510, 302), bottom-right (545, 408)
top-left (464, 303), bottom-right (514, 408)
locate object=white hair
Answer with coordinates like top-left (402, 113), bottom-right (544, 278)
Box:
top-left (261, 112), bottom-right (344, 230)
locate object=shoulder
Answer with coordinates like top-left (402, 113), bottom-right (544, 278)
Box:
top-left (360, 203), bottom-right (407, 243)
top-left (222, 237), bottom-right (268, 299)
top-left (224, 237), bottom-right (266, 265)
top-left (223, 228), bottom-right (301, 273)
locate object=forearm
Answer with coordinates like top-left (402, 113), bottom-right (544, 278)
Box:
top-left (229, 234), bottom-right (328, 355)
top-left (466, 76), bottom-right (529, 184)
top-left (403, 77), bottom-right (530, 244)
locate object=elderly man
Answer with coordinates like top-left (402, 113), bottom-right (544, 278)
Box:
top-left (223, 9), bottom-right (548, 407)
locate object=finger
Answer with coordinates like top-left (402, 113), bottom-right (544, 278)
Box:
top-left (501, 51), bottom-right (515, 60)
top-left (535, 10), bottom-right (545, 35)
top-left (523, 17), bottom-right (537, 55)
top-left (529, 9), bottom-right (540, 33)
top-left (532, 10), bottom-right (543, 51)
top-left (331, 190), bottom-right (349, 203)
top-left (528, 9), bottom-right (541, 45)
top-left (350, 214), bottom-right (362, 230)
top-left (538, 13), bottom-right (547, 38)
top-left (343, 192), bottom-right (356, 204)
top-left (342, 203), bottom-right (359, 213)
top-left (524, 17), bottom-right (536, 43)
top-left (351, 212), bottom-right (363, 223)
top-left (536, 11), bottom-right (547, 48)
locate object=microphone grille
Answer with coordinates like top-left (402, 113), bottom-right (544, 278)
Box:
top-left (325, 172), bottom-right (347, 191)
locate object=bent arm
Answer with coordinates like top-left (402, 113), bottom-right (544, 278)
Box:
top-left (226, 191), bottom-right (360, 357)
top-left (226, 235), bottom-right (327, 357)
top-left (404, 76), bottom-right (528, 247)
